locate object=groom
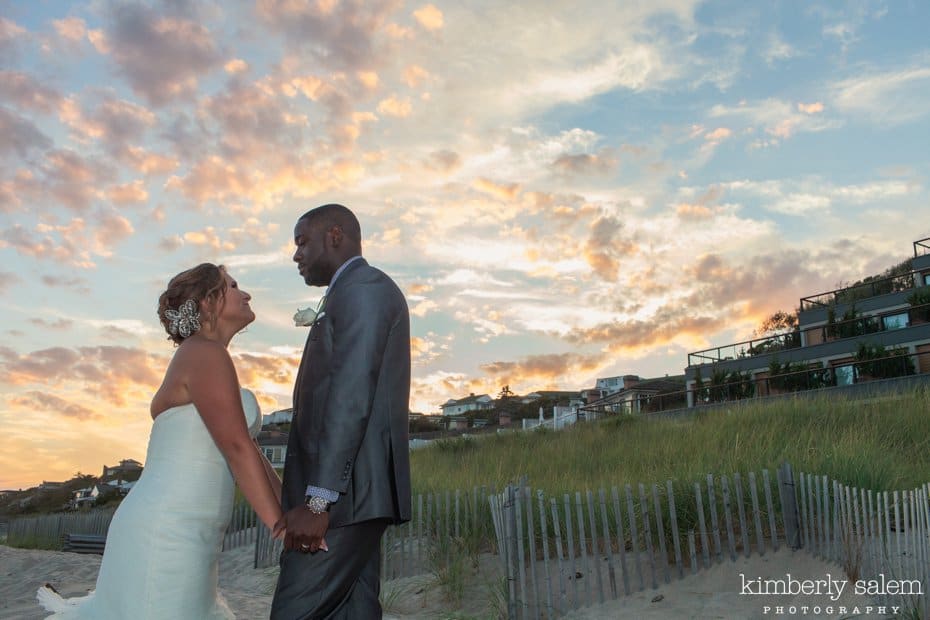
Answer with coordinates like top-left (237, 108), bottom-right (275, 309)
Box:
top-left (271, 204), bottom-right (412, 619)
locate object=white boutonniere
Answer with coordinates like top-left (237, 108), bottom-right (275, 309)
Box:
top-left (294, 296), bottom-right (327, 327)
top-left (293, 307), bottom-right (317, 326)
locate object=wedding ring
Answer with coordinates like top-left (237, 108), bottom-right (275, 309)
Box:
top-left (300, 543), bottom-right (311, 551)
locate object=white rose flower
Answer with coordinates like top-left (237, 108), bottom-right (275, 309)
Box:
top-left (293, 307), bottom-right (317, 327)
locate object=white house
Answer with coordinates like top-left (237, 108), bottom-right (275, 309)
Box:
top-left (440, 394), bottom-right (494, 416)
top-left (257, 430), bottom-right (288, 468)
top-left (263, 408), bottom-right (293, 426)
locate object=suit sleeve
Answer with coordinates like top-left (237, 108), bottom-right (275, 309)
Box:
top-left (299, 277), bottom-right (400, 494)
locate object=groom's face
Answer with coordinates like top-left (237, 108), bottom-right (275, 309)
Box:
top-left (293, 218), bottom-right (333, 287)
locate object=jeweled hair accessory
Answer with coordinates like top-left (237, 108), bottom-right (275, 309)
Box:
top-left (165, 299), bottom-right (201, 338)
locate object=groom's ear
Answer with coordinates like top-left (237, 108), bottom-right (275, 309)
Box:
top-left (328, 224), bottom-right (344, 247)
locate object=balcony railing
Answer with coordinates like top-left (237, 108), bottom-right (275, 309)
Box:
top-left (915, 236), bottom-right (930, 257)
top-left (688, 301), bottom-right (930, 367)
top-left (799, 270), bottom-right (920, 312)
top-left (688, 331), bottom-right (801, 367)
top-left (583, 349), bottom-right (926, 417)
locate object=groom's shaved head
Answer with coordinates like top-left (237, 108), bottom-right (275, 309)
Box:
top-left (299, 204), bottom-right (361, 242)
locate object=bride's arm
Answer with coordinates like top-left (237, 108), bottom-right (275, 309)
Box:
top-left (184, 341), bottom-right (283, 531)
top-left (254, 441), bottom-right (282, 503)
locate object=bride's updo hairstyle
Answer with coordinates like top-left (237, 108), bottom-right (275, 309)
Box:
top-left (158, 263), bottom-right (228, 345)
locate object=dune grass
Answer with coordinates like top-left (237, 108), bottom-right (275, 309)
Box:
top-left (410, 387), bottom-right (930, 497)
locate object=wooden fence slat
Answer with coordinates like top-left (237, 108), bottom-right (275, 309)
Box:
top-left (585, 491), bottom-right (605, 605)
top-left (880, 491), bottom-right (891, 609)
top-left (694, 482), bottom-right (711, 569)
top-left (734, 473), bottom-right (750, 558)
top-left (762, 470), bottom-right (778, 553)
top-left (638, 483), bottom-right (657, 590)
top-left (550, 498), bottom-right (567, 616)
top-left (749, 472), bottom-right (765, 556)
top-left (706, 475), bottom-right (722, 564)
top-left (572, 492), bottom-right (590, 608)
top-left (525, 487), bottom-right (540, 620)
top-left (505, 488), bottom-right (518, 620)
top-left (610, 487), bottom-right (631, 597)
top-left (863, 489), bottom-right (881, 588)
top-left (904, 491), bottom-right (913, 585)
top-left (720, 475), bottom-right (737, 562)
top-left (666, 480), bottom-right (684, 581)
top-left (799, 473), bottom-right (810, 553)
top-left (514, 486), bottom-right (528, 617)
top-left (853, 487), bottom-right (864, 580)
top-left (840, 484), bottom-right (851, 572)
top-left (625, 485), bottom-right (645, 592)
top-left (687, 530), bottom-right (698, 575)
top-left (824, 477), bottom-right (832, 561)
top-left (564, 494), bottom-right (579, 609)
top-left (651, 484), bottom-right (670, 584)
top-left (814, 476), bottom-right (824, 559)
top-left (597, 489), bottom-right (617, 599)
top-left (894, 490), bottom-right (902, 583)
top-left (537, 491), bottom-right (554, 619)
top-left (417, 493), bottom-right (424, 576)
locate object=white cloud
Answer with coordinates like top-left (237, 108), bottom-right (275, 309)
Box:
top-left (832, 62), bottom-right (930, 126)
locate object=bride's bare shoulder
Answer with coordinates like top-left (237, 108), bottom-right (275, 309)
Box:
top-left (151, 339), bottom-right (233, 417)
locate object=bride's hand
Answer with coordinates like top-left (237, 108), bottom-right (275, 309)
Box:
top-left (273, 527), bottom-right (286, 541)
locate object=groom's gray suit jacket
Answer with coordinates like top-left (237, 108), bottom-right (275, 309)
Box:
top-left (283, 257), bottom-right (411, 527)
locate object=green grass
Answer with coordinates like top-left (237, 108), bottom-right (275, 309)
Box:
top-left (411, 387), bottom-right (930, 496)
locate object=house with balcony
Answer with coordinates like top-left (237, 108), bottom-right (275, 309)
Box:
top-left (440, 393), bottom-right (494, 416)
top-left (580, 375), bottom-right (687, 416)
top-left (683, 237), bottom-right (930, 406)
top-left (101, 459), bottom-right (142, 479)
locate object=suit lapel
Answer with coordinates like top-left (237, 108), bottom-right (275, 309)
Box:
top-left (292, 258), bottom-right (368, 415)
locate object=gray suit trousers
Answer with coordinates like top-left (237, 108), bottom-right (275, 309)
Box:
top-left (270, 519), bottom-right (388, 620)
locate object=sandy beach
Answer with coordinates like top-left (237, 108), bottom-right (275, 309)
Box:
top-left (0, 544), bottom-right (898, 619)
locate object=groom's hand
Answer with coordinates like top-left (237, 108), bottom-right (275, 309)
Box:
top-left (277, 506), bottom-right (330, 553)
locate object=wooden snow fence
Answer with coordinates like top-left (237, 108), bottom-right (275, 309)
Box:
top-left (489, 463), bottom-right (929, 619)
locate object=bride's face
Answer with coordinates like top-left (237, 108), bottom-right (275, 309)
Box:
top-left (216, 271), bottom-right (255, 330)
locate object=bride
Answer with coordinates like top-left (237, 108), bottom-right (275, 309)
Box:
top-left (38, 263), bottom-right (284, 619)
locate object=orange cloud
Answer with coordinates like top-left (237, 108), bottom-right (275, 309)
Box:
top-left (797, 102), bottom-right (824, 114)
top-left (676, 203), bottom-right (715, 220)
top-left (473, 177), bottom-right (521, 200)
top-left (225, 59), bottom-right (248, 74)
top-left (356, 71), bottom-right (379, 90)
top-left (183, 226), bottom-right (236, 251)
top-left (107, 180), bottom-right (148, 205)
top-left (479, 352), bottom-right (607, 387)
top-left (583, 215), bottom-right (636, 282)
top-left (377, 95), bottom-right (412, 118)
top-left (413, 5), bottom-right (444, 31)
top-left (403, 65), bottom-right (429, 88)
top-left (9, 391), bottom-right (97, 420)
top-left (551, 150), bottom-right (618, 176)
top-left (53, 17), bottom-right (87, 41)
top-left (705, 127), bottom-right (732, 142)
top-left (0, 345), bottom-right (165, 408)
top-left (123, 146), bottom-right (178, 175)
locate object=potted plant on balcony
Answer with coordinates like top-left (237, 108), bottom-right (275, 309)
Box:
top-left (906, 286), bottom-right (930, 324)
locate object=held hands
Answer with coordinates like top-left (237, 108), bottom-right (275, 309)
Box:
top-left (273, 506), bottom-right (330, 553)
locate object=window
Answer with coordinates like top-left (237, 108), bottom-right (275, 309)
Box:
top-left (834, 365), bottom-right (855, 386)
top-left (882, 312), bottom-right (909, 330)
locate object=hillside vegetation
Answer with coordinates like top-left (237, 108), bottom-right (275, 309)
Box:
top-left (410, 387), bottom-right (930, 496)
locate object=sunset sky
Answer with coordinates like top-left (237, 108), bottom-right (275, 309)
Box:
top-left (2, 1), bottom-right (929, 490)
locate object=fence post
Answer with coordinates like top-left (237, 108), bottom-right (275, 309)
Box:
top-left (778, 462), bottom-right (802, 549)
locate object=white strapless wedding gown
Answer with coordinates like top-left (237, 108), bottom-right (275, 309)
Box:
top-left (38, 389), bottom-right (262, 619)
